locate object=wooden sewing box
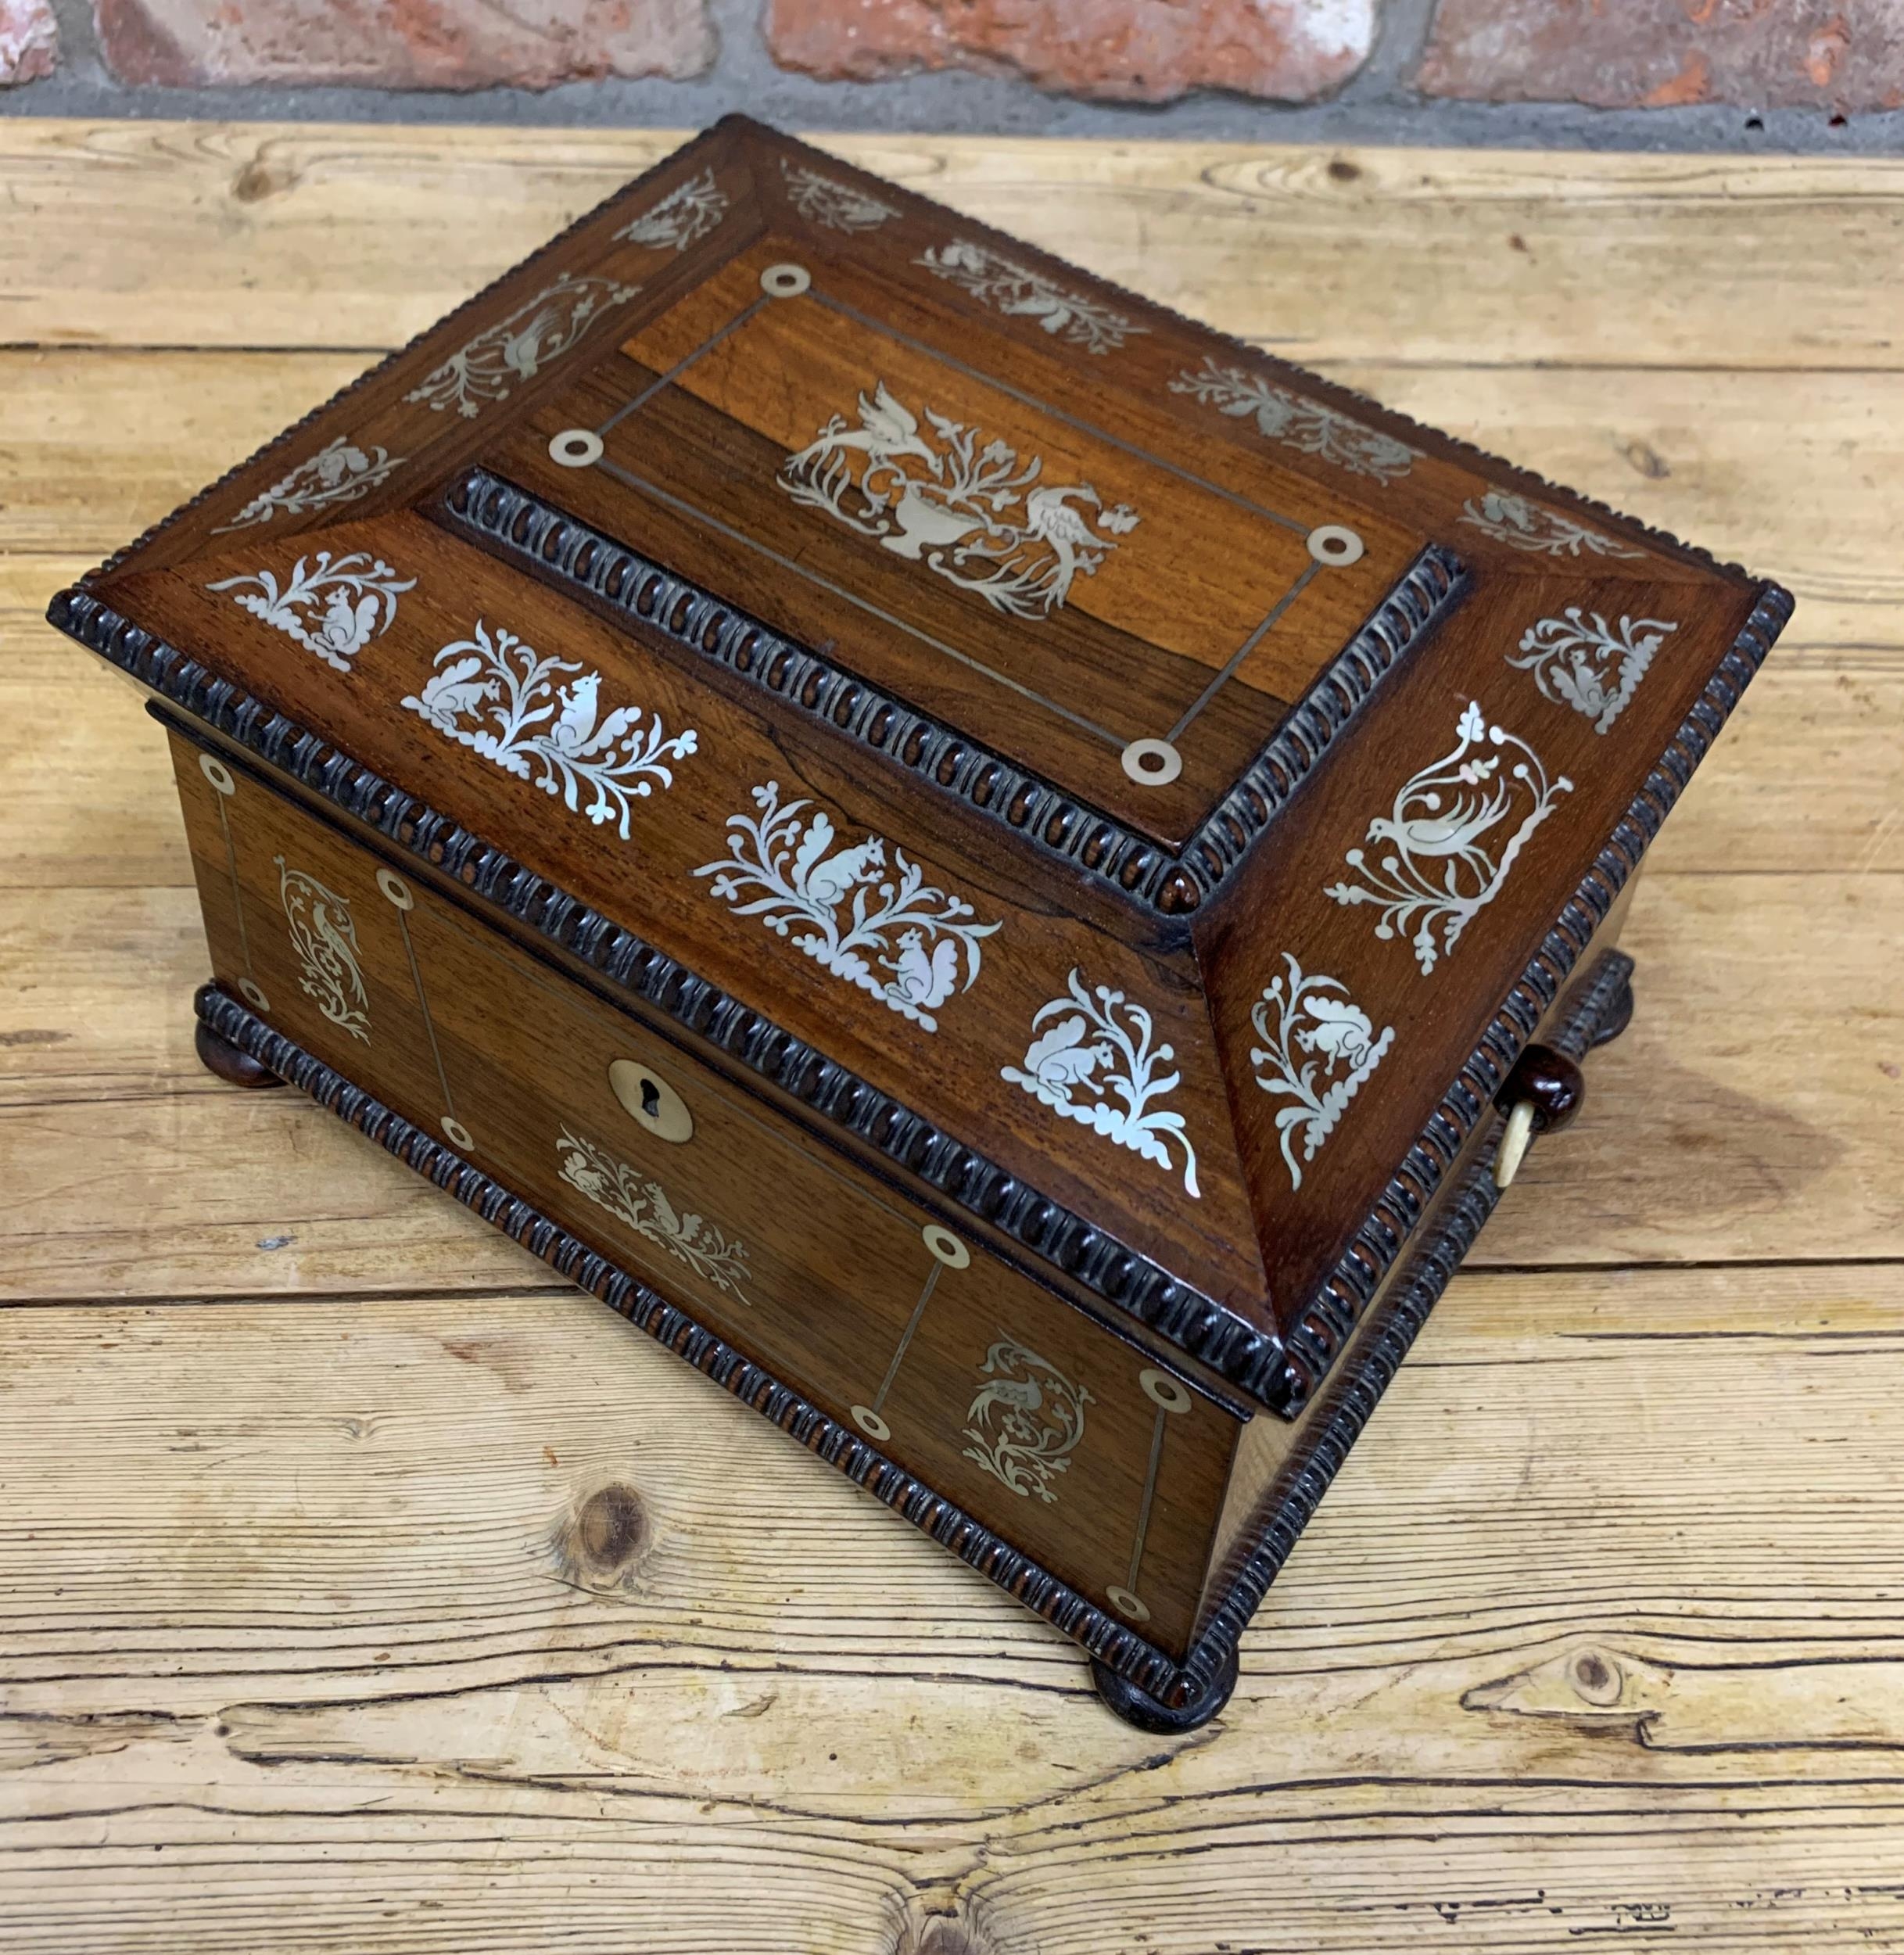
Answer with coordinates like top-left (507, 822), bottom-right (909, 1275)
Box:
top-left (51, 118), bottom-right (1791, 1729)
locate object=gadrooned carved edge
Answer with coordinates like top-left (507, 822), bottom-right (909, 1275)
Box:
top-left (192, 979), bottom-right (1194, 1706)
top-left (1547, 949), bottom-right (1636, 1066)
top-left (443, 468), bottom-right (1467, 917)
top-left (52, 583), bottom-right (1281, 1404)
top-left (1268, 581), bottom-right (1791, 1408)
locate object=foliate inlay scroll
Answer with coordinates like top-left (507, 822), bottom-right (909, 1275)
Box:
top-left (779, 381), bottom-right (1138, 619)
top-left (1326, 701), bottom-right (1574, 975)
top-left (275, 856), bottom-right (370, 1042)
top-left (962, 1339), bottom-right (1092, 1505)
top-left (404, 271), bottom-right (638, 419)
top-left (207, 551), bottom-right (414, 673)
top-left (1508, 608), bottom-right (1678, 734)
top-left (1169, 357), bottom-right (1420, 485)
top-left (1460, 488), bottom-right (1644, 561)
top-left (918, 239), bottom-right (1145, 355)
top-left (693, 780), bottom-right (1000, 1031)
top-left (1002, 969), bottom-right (1201, 1197)
top-left (403, 621), bottom-right (697, 840)
top-left (1250, 956), bottom-right (1393, 1190)
top-left (213, 436), bottom-right (403, 533)
top-left (557, 1128), bottom-right (751, 1304)
top-left (613, 167), bottom-right (729, 252)
top-left (781, 160), bottom-right (898, 233)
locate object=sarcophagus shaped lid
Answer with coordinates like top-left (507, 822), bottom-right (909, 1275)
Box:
top-left (53, 117), bottom-right (1790, 1413)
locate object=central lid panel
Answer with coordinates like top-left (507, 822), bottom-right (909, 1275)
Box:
top-left (495, 235), bottom-right (1430, 851)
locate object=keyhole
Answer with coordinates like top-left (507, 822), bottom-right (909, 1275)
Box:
top-left (608, 1058), bottom-right (694, 1144)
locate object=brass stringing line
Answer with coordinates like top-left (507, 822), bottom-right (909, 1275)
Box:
top-left (594, 454), bottom-right (1128, 748)
top-left (869, 1258), bottom-right (941, 1420)
top-left (213, 791), bottom-right (260, 991)
top-left (593, 294), bottom-right (772, 439)
top-left (1165, 558), bottom-right (1321, 744)
top-left (393, 905), bottom-right (458, 1125)
top-left (1125, 1403), bottom-right (1170, 1595)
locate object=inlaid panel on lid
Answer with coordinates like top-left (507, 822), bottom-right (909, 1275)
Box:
top-left (487, 234), bottom-right (1436, 849)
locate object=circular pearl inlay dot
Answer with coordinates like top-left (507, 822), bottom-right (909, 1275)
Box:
top-left (1121, 737), bottom-right (1184, 787)
top-left (1307, 522), bottom-right (1365, 567)
top-left (548, 429), bottom-right (604, 468)
top-left (921, 1224), bottom-right (971, 1269)
top-left (1106, 1586), bottom-right (1152, 1623)
top-left (1140, 1368), bottom-right (1194, 1415)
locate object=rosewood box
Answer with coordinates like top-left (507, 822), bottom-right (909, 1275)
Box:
top-left (52, 119), bottom-right (1791, 1729)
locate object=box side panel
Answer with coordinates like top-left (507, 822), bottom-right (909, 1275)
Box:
top-left (1196, 905), bottom-right (1637, 1644)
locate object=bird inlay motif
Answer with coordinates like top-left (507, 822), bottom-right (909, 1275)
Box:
top-left (275, 857), bottom-right (371, 1043)
top-left (962, 1339), bottom-right (1092, 1505)
top-left (1325, 701), bottom-right (1574, 974)
top-left (777, 381), bottom-right (1138, 619)
top-left (403, 621), bottom-right (697, 841)
top-left (694, 781), bottom-right (1000, 1032)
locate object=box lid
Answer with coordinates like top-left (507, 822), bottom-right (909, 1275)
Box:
top-left (54, 117), bottom-right (1791, 1413)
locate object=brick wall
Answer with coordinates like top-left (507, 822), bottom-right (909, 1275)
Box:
top-left (3, 0), bottom-right (1899, 120)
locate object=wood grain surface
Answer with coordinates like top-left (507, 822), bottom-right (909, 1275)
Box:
top-left (2, 121), bottom-right (1901, 1953)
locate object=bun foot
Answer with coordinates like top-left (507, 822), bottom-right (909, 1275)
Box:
top-left (195, 1017), bottom-right (283, 1089)
top-left (1092, 1641), bottom-right (1239, 1733)
top-left (1590, 974), bottom-right (1636, 1049)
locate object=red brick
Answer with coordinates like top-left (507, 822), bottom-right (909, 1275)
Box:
top-left (766, 0), bottom-right (1378, 102)
top-left (0, 0), bottom-right (57, 84)
top-left (1419, 0), bottom-right (1903, 113)
top-left (95, 0), bottom-right (715, 89)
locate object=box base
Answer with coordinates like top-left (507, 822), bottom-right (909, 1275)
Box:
top-left (192, 952), bottom-right (1635, 1728)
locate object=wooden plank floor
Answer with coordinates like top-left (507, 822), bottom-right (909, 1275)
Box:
top-left (1, 122), bottom-right (1900, 1954)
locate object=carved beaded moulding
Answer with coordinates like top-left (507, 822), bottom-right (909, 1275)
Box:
top-left (51, 118), bottom-right (1791, 1727)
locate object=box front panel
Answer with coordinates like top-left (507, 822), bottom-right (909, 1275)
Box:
top-left (170, 729), bottom-right (1244, 1657)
